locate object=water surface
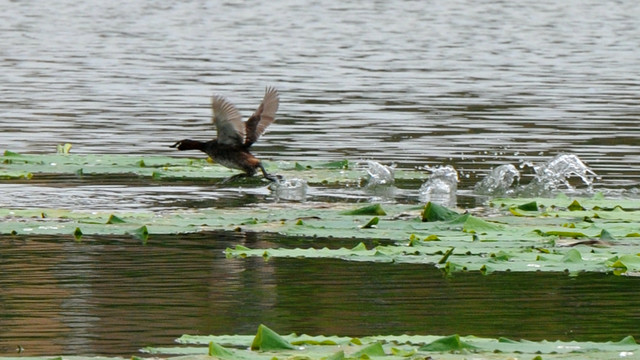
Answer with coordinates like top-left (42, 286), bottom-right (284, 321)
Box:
top-left (1, 232), bottom-right (639, 356)
top-left (1, 0), bottom-right (640, 356)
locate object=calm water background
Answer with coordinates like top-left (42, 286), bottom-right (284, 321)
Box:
top-left (1, 0), bottom-right (640, 356)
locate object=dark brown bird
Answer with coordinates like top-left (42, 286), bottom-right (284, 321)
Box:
top-left (170, 87), bottom-right (280, 181)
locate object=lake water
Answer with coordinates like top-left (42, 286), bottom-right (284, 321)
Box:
top-left (1, 0), bottom-right (640, 356)
top-left (2, 232), bottom-right (640, 356)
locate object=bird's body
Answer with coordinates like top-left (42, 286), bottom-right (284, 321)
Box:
top-left (170, 87), bottom-right (280, 181)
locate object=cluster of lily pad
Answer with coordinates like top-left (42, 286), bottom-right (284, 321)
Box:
top-left (2, 150), bottom-right (640, 359)
top-left (138, 324), bottom-right (639, 360)
top-left (2, 151), bottom-right (640, 276)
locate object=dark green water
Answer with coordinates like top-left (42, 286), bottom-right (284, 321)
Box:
top-left (1, 232), bottom-right (638, 356)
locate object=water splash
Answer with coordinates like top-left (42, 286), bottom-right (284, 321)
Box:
top-left (474, 164), bottom-right (520, 196)
top-left (517, 154), bottom-right (598, 196)
top-left (419, 165), bottom-right (458, 207)
top-left (269, 177), bottom-right (308, 201)
top-left (363, 161), bottom-right (395, 186)
top-left (520, 154), bottom-right (598, 196)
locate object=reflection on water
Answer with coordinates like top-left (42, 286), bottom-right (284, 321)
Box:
top-left (2, 0), bottom-right (640, 356)
top-left (1, 232), bottom-right (639, 356)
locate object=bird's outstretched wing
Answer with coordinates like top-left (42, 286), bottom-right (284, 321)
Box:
top-left (244, 87), bottom-right (279, 146)
top-left (212, 95), bottom-right (245, 146)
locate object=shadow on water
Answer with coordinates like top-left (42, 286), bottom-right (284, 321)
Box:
top-left (1, 231), bottom-right (639, 356)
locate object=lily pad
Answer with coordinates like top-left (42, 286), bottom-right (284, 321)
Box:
top-left (251, 324), bottom-right (296, 351)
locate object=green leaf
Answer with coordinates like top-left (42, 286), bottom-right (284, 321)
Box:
top-left (449, 213), bottom-right (503, 232)
top-left (106, 214), bottom-right (126, 224)
top-left (352, 342), bottom-right (385, 357)
top-left (599, 229), bottom-right (615, 241)
top-left (390, 347), bottom-right (417, 357)
top-left (421, 202), bottom-right (459, 222)
top-left (294, 162), bottom-right (311, 170)
top-left (616, 335), bottom-right (637, 345)
top-left (341, 204), bottom-right (386, 216)
top-left (351, 242), bottom-right (368, 251)
top-left (251, 324), bottom-right (296, 351)
top-left (73, 227), bottom-right (83, 240)
top-left (562, 249), bottom-right (583, 263)
top-left (517, 201), bottom-right (538, 211)
top-left (607, 255), bottom-right (640, 273)
top-left (56, 143), bottom-right (72, 154)
top-left (419, 334), bottom-right (477, 351)
top-left (438, 247), bottom-right (455, 264)
top-left (208, 341), bottom-right (235, 359)
top-left (361, 217), bottom-right (379, 229)
top-left (568, 200), bottom-right (585, 211)
top-left (325, 350), bottom-right (345, 360)
top-left (424, 234), bottom-right (440, 241)
top-left (129, 225), bottom-right (149, 242)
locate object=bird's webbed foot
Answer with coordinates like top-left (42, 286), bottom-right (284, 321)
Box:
top-left (259, 164), bottom-right (281, 182)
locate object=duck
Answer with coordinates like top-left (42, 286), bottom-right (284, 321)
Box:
top-left (170, 87), bottom-right (280, 182)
